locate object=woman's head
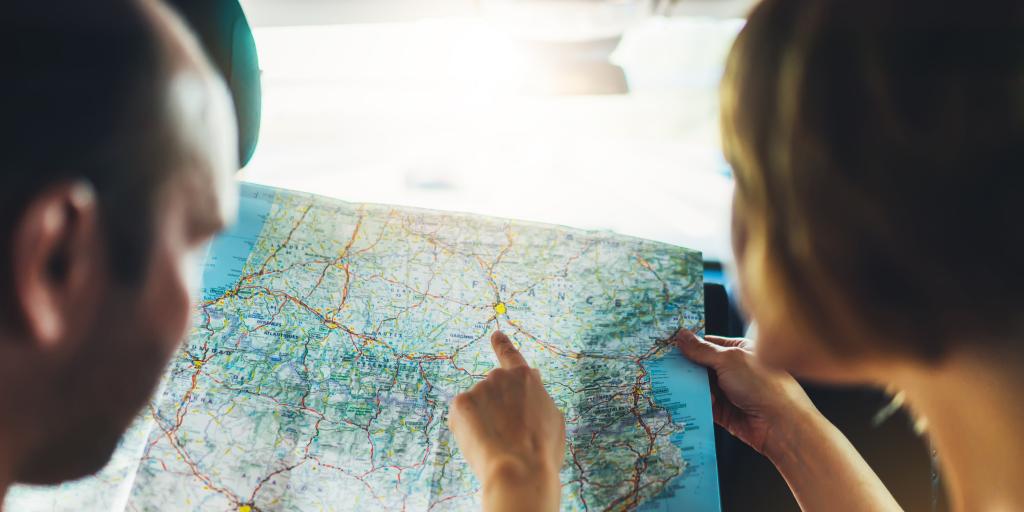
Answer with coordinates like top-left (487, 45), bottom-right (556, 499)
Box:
top-left (721, 0), bottom-right (1024, 381)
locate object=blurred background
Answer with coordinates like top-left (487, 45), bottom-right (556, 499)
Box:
top-left (237, 0), bottom-right (753, 264)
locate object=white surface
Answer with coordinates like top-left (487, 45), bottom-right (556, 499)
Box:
top-left (239, 16), bottom-right (741, 261)
top-left (239, 0), bottom-right (758, 26)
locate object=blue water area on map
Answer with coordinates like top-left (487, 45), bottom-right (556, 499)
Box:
top-left (201, 184), bottom-right (273, 301)
top-left (642, 352), bottom-right (721, 512)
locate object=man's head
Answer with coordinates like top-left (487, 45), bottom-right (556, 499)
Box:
top-left (0, 0), bottom-right (237, 483)
top-left (721, 0), bottom-right (1024, 381)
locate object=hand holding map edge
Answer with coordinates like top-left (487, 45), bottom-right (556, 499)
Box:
top-left (675, 330), bottom-right (902, 512)
top-left (674, 330), bottom-right (815, 457)
top-left (448, 331), bottom-right (566, 512)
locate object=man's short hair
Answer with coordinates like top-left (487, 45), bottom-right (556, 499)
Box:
top-left (0, 0), bottom-right (183, 288)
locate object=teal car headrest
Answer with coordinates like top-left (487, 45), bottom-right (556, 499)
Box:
top-left (166, 0), bottom-right (261, 168)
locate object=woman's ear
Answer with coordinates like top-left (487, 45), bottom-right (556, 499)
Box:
top-left (11, 181), bottom-right (99, 348)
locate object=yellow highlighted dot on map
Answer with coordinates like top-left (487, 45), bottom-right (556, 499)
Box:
top-left (494, 302), bottom-right (507, 315)
top-left (239, 506), bottom-right (252, 512)
top-left (192, 360), bottom-right (203, 369)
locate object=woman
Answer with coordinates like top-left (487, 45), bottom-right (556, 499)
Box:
top-left (447, 0), bottom-right (1024, 510)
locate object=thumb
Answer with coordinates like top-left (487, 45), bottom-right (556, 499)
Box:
top-left (673, 330), bottom-right (727, 368)
top-left (705, 335), bottom-right (754, 351)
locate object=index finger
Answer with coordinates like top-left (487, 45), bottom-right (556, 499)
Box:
top-left (490, 331), bottom-right (529, 369)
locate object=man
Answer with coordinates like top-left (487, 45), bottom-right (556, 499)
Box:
top-left (0, 1), bottom-right (562, 510)
top-left (0, 0), bottom-right (237, 498)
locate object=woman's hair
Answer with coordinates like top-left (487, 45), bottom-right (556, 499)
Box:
top-left (721, 0), bottom-right (1024, 360)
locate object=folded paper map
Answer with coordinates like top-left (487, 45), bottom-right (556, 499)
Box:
top-left (8, 183), bottom-right (719, 511)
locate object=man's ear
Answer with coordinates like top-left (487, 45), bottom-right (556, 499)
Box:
top-left (11, 181), bottom-right (100, 348)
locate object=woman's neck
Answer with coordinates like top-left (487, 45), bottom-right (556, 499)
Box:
top-left (898, 349), bottom-right (1024, 511)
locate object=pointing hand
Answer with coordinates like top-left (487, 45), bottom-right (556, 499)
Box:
top-left (448, 331), bottom-right (566, 512)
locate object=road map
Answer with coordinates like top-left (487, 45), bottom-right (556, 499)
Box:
top-left (6, 183), bottom-right (719, 511)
